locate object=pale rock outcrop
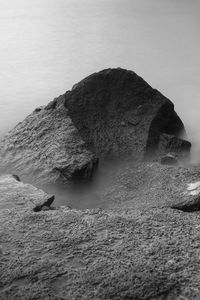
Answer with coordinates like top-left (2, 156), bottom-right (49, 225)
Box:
top-left (1, 169), bottom-right (200, 299)
top-left (0, 97), bottom-right (98, 185)
top-left (0, 174), bottom-right (54, 211)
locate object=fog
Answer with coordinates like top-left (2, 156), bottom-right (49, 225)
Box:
top-left (40, 160), bottom-right (124, 209)
top-left (0, 0), bottom-right (200, 206)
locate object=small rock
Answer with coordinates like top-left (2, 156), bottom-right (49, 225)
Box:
top-left (33, 195), bottom-right (55, 212)
top-left (45, 98), bottom-right (58, 110)
top-left (34, 107), bottom-right (42, 113)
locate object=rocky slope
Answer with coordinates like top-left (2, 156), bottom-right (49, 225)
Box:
top-left (2, 167), bottom-right (200, 299)
top-left (0, 68), bottom-right (191, 185)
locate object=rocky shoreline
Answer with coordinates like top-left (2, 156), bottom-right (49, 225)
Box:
top-left (1, 166), bottom-right (200, 299)
top-left (1, 68), bottom-right (200, 299)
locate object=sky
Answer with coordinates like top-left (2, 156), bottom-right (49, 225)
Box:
top-left (0, 0), bottom-right (200, 157)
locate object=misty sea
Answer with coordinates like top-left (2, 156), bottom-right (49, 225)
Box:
top-left (0, 0), bottom-right (200, 160)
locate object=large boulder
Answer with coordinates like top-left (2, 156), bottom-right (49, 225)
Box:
top-left (0, 68), bottom-right (190, 184)
top-left (65, 68), bottom-right (190, 159)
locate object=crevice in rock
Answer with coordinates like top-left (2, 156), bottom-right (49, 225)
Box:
top-left (171, 198), bottom-right (200, 212)
top-left (54, 158), bottom-right (99, 183)
top-left (144, 101), bottom-right (186, 160)
top-left (71, 159), bottom-right (99, 181)
top-left (45, 98), bottom-right (58, 110)
top-left (12, 174), bottom-right (21, 182)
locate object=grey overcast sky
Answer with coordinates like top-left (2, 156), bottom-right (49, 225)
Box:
top-left (0, 0), bottom-right (200, 154)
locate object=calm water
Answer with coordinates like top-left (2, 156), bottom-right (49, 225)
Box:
top-left (0, 0), bottom-right (200, 158)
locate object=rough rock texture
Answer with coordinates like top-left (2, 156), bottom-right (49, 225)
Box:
top-left (97, 162), bottom-right (200, 211)
top-left (0, 68), bottom-right (198, 299)
top-left (65, 68), bottom-right (189, 159)
top-left (0, 174), bottom-right (55, 211)
top-left (2, 165), bottom-right (200, 299)
top-left (0, 68), bottom-right (190, 185)
top-left (0, 97), bottom-right (98, 185)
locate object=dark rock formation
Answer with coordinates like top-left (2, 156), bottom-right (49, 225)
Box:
top-left (12, 174), bottom-right (21, 182)
top-left (0, 68), bottom-right (190, 184)
top-left (65, 68), bottom-right (188, 160)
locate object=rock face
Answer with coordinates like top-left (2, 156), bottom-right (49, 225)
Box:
top-left (2, 166), bottom-right (200, 299)
top-left (0, 68), bottom-right (190, 184)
